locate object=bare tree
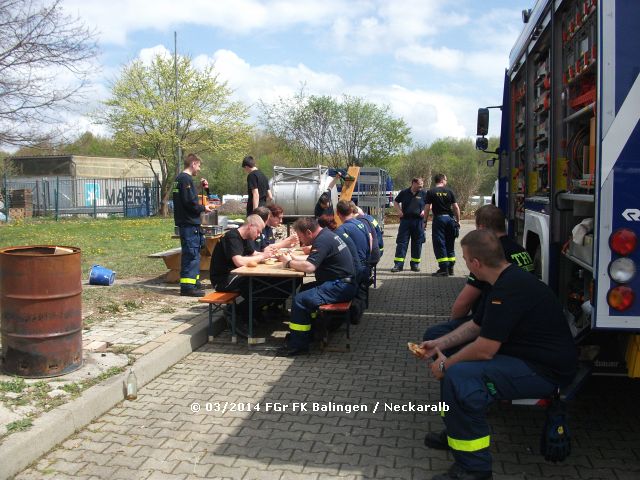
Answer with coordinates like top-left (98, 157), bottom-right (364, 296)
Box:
top-left (0, 0), bottom-right (97, 147)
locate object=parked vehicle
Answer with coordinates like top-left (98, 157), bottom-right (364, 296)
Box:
top-left (476, 0), bottom-right (640, 377)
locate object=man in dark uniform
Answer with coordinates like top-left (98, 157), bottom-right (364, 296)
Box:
top-left (172, 153), bottom-right (213, 297)
top-left (423, 230), bottom-right (577, 480)
top-left (209, 215), bottom-right (292, 321)
top-left (277, 217), bottom-right (357, 356)
top-left (423, 204), bottom-right (534, 345)
top-left (314, 172), bottom-right (341, 218)
top-left (336, 201), bottom-right (372, 323)
top-left (242, 155), bottom-right (272, 216)
top-left (391, 177), bottom-right (428, 272)
top-left (250, 206), bottom-right (271, 252)
top-left (355, 205), bottom-right (383, 265)
top-left (425, 173), bottom-right (461, 276)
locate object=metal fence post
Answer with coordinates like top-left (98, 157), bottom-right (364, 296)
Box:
top-left (2, 173), bottom-right (8, 222)
top-left (55, 176), bottom-right (59, 221)
top-left (124, 179), bottom-right (128, 217)
top-left (93, 178), bottom-right (97, 218)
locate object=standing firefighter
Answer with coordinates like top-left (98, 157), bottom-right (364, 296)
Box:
top-left (172, 153), bottom-right (213, 297)
top-left (242, 155), bottom-right (272, 216)
top-left (391, 177), bottom-right (428, 272)
top-left (425, 173), bottom-right (460, 276)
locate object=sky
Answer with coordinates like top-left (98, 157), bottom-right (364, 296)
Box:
top-left (59, 0), bottom-right (534, 146)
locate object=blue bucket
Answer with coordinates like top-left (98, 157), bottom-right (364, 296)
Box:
top-left (89, 265), bottom-right (116, 286)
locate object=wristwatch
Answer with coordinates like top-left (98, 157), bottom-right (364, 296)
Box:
top-left (438, 361), bottom-right (446, 373)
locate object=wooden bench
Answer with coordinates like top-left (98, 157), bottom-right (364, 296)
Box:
top-left (148, 233), bottom-right (224, 283)
top-left (317, 301), bottom-right (352, 352)
top-left (199, 292), bottom-right (240, 343)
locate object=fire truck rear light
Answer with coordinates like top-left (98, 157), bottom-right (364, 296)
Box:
top-left (607, 286), bottom-right (635, 312)
top-left (608, 258), bottom-right (636, 284)
top-left (609, 228), bottom-right (638, 256)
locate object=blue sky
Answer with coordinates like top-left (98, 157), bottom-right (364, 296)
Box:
top-left (61, 0), bottom-right (533, 145)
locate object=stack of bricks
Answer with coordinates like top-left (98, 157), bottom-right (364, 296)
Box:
top-left (8, 188), bottom-right (33, 219)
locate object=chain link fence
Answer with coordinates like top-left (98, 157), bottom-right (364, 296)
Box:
top-left (0, 175), bottom-right (161, 222)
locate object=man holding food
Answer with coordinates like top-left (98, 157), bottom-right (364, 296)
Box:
top-left (209, 215), bottom-right (292, 323)
top-left (276, 217), bottom-right (357, 356)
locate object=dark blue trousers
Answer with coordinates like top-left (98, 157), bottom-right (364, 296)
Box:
top-left (422, 316), bottom-right (472, 355)
top-left (288, 279), bottom-right (357, 349)
top-left (179, 225), bottom-right (204, 290)
top-left (394, 218), bottom-right (424, 268)
top-left (432, 215), bottom-right (456, 271)
top-left (441, 356), bottom-right (557, 472)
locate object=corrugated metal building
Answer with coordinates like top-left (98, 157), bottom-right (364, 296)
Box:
top-left (7, 155), bottom-right (162, 180)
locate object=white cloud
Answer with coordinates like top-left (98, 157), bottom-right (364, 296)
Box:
top-left (50, 1), bottom-right (519, 146)
top-left (395, 45), bottom-right (465, 72)
top-left (206, 49), bottom-right (344, 108)
top-left (63, 0), bottom-right (363, 45)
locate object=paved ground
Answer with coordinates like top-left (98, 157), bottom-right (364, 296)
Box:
top-left (13, 221), bottom-right (640, 480)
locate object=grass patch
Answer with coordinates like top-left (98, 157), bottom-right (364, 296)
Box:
top-left (110, 344), bottom-right (136, 354)
top-left (0, 217), bottom-right (176, 278)
top-left (123, 300), bottom-right (143, 310)
top-left (62, 383), bottom-right (82, 396)
top-left (98, 302), bottom-right (122, 314)
top-left (159, 305), bottom-right (176, 314)
top-left (0, 377), bottom-right (27, 393)
top-left (6, 418), bottom-right (33, 433)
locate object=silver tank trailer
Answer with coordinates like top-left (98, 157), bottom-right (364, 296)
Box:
top-left (270, 166), bottom-right (338, 217)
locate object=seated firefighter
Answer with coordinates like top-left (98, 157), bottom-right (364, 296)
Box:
top-left (209, 214), bottom-right (292, 321)
top-left (276, 217), bottom-right (357, 356)
top-left (423, 204), bottom-right (535, 346)
top-left (421, 229), bottom-right (577, 480)
top-left (335, 200), bottom-right (372, 324)
top-left (251, 204), bottom-right (299, 252)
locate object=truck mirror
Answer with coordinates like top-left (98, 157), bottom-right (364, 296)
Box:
top-left (476, 137), bottom-right (489, 151)
top-left (477, 108), bottom-right (489, 136)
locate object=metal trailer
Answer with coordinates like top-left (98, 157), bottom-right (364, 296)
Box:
top-left (270, 166), bottom-right (339, 218)
top-left (351, 167), bottom-right (390, 232)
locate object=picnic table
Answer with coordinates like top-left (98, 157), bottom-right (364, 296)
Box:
top-left (231, 258), bottom-right (306, 344)
top-left (149, 233), bottom-right (225, 283)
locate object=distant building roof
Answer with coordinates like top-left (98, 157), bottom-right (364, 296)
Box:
top-left (6, 155), bottom-right (162, 179)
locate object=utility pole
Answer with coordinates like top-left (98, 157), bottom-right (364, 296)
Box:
top-left (174, 31), bottom-right (181, 177)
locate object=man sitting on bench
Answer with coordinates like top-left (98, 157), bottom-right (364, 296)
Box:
top-left (276, 217), bottom-right (357, 356)
top-left (209, 215), bottom-right (290, 322)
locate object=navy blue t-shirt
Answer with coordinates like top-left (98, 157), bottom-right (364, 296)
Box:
top-left (479, 264), bottom-right (578, 385)
top-left (307, 228), bottom-right (355, 283)
top-left (334, 228), bottom-right (363, 278)
top-left (336, 219), bottom-right (369, 266)
top-left (395, 188), bottom-right (427, 218)
top-left (263, 225), bottom-right (276, 247)
top-left (357, 214), bottom-right (382, 264)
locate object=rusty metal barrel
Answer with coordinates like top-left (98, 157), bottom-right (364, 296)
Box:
top-left (0, 246), bottom-right (83, 377)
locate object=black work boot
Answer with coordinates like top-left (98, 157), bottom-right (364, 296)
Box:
top-left (180, 288), bottom-right (205, 297)
top-left (410, 264), bottom-right (421, 272)
top-left (431, 464), bottom-right (492, 480)
top-left (390, 264), bottom-right (403, 273)
top-left (448, 266), bottom-right (454, 276)
top-left (424, 429), bottom-right (450, 450)
top-left (432, 269), bottom-right (449, 277)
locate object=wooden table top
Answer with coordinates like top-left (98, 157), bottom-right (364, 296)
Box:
top-left (232, 261), bottom-right (306, 277)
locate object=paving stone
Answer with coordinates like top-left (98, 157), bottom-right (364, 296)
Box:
top-left (139, 457), bottom-right (180, 474)
top-left (145, 472), bottom-right (187, 480)
top-left (9, 225), bottom-right (640, 480)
